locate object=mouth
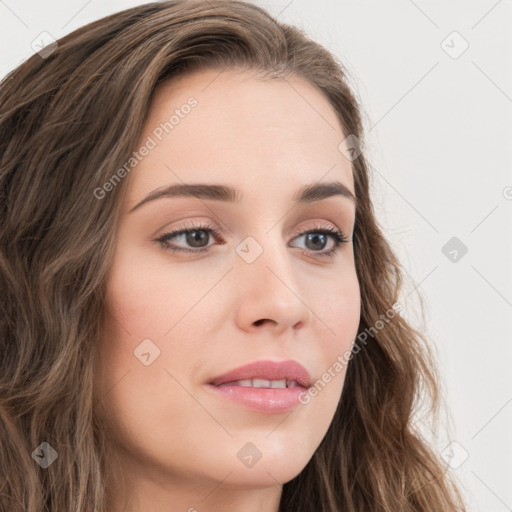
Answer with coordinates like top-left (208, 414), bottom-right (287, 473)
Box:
top-left (214, 378), bottom-right (302, 388)
top-left (206, 359), bottom-right (312, 413)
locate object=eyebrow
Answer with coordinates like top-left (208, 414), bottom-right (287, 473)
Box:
top-left (128, 180), bottom-right (356, 213)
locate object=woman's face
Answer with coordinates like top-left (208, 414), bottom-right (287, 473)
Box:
top-left (95, 68), bottom-right (360, 507)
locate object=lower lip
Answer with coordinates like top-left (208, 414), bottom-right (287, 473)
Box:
top-left (206, 383), bottom-right (308, 413)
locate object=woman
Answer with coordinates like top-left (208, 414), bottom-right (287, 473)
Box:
top-left (0, 1), bottom-right (466, 511)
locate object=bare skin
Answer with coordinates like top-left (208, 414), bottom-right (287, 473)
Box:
top-left (94, 67), bottom-right (361, 512)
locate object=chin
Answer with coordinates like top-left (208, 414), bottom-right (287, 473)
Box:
top-left (217, 460), bottom-right (309, 489)
top-left (207, 438), bottom-right (314, 488)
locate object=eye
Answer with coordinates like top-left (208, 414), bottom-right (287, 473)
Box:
top-left (155, 221), bottom-right (222, 254)
top-left (155, 220), bottom-right (351, 258)
top-left (290, 222), bottom-right (350, 259)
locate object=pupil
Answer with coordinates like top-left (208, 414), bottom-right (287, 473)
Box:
top-left (306, 233), bottom-right (326, 250)
top-left (187, 230), bottom-right (208, 248)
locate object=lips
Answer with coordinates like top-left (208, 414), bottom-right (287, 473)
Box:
top-left (208, 359), bottom-right (312, 389)
top-left (206, 360), bottom-right (312, 413)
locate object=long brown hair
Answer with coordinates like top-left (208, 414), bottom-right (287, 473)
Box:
top-left (0, 1), bottom-right (465, 510)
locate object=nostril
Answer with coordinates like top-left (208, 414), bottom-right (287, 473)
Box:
top-left (253, 318), bottom-right (272, 326)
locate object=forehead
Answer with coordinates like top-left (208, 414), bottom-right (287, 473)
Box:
top-left (125, 68), bottom-right (355, 209)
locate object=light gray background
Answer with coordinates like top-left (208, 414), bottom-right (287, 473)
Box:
top-left (1, 1), bottom-right (511, 510)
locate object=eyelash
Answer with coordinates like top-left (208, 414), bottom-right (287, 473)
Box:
top-left (155, 220), bottom-right (350, 259)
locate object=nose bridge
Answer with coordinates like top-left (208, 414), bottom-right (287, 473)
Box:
top-left (237, 224), bottom-right (293, 285)
top-left (233, 224), bottom-right (311, 331)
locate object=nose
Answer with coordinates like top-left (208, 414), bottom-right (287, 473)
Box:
top-left (233, 233), bottom-right (313, 335)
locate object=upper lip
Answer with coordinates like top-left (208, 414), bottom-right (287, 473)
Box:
top-left (208, 359), bottom-right (312, 388)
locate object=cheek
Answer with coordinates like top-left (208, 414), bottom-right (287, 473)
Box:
top-left (95, 248), bottom-right (216, 410)
top-left (310, 273), bottom-right (360, 399)
top-left (101, 247), bottom-right (203, 340)
top-left (94, 262), bottom-right (206, 462)
top-left (314, 270), bottom-right (361, 348)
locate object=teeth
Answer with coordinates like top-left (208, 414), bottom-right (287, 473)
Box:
top-left (226, 379), bottom-right (297, 388)
top-left (252, 378), bottom-right (271, 388)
